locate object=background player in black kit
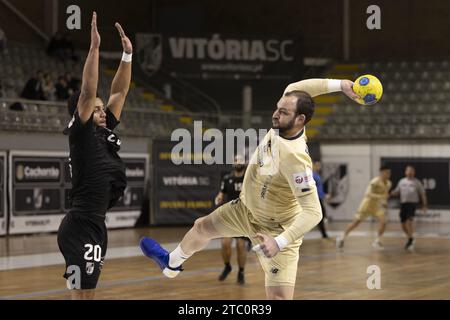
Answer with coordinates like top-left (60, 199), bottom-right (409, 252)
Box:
top-left (57, 12), bottom-right (132, 300)
top-left (214, 155), bottom-right (249, 284)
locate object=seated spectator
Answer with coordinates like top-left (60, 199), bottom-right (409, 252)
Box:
top-left (0, 26), bottom-right (6, 51)
top-left (64, 72), bottom-right (80, 91)
top-left (42, 73), bottom-right (56, 101)
top-left (9, 102), bottom-right (24, 111)
top-left (21, 70), bottom-right (45, 100)
top-left (55, 76), bottom-right (73, 100)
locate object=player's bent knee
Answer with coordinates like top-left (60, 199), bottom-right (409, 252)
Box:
top-left (193, 216), bottom-right (219, 239)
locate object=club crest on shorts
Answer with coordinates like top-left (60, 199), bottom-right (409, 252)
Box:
top-left (86, 262), bottom-right (95, 275)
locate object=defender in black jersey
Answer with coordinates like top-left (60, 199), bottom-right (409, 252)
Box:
top-left (57, 13), bottom-right (132, 300)
top-left (214, 155), bottom-right (249, 284)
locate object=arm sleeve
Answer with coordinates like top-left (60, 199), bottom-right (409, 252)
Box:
top-left (65, 110), bottom-right (94, 137)
top-left (283, 79), bottom-right (341, 98)
top-left (279, 191), bottom-right (323, 244)
top-left (280, 152), bottom-right (316, 197)
top-left (416, 179), bottom-right (426, 196)
top-left (278, 152), bottom-right (322, 244)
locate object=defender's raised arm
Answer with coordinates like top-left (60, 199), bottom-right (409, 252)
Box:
top-left (107, 22), bottom-right (133, 121)
top-left (77, 12), bottom-right (100, 123)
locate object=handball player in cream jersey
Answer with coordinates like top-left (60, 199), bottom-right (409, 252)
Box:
top-left (140, 78), bottom-right (360, 300)
top-left (336, 166), bottom-right (392, 250)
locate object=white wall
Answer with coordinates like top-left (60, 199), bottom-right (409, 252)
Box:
top-left (322, 142), bottom-right (450, 223)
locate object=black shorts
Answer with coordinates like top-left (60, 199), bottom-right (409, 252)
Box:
top-left (57, 213), bottom-right (108, 290)
top-left (400, 203), bottom-right (417, 223)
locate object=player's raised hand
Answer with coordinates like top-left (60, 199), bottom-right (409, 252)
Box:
top-left (115, 22), bottom-right (133, 54)
top-left (252, 233), bottom-right (280, 258)
top-left (341, 80), bottom-right (361, 101)
top-left (90, 12), bottom-right (101, 49)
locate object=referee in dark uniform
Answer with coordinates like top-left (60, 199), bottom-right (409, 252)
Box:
top-left (57, 13), bottom-right (132, 300)
top-left (214, 155), bottom-right (249, 285)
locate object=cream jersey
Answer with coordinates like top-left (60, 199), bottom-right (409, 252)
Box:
top-left (241, 128), bottom-right (315, 226)
top-left (239, 78), bottom-right (340, 244)
top-left (363, 177), bottom-right (392, 206)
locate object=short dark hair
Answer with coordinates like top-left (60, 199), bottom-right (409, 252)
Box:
top-left (380, 165), bottom-right (390, 171)
top-left (284, 90), bottom-right (315, 124)
top-left (67, 91), bottom-right (100, 116)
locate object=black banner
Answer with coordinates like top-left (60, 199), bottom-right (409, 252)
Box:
top-left (153, 140), bottom-right (228, 225)
top-left (14, 188), bottom-right (61, 214)
top-left (381, 157), bottom-right (450, 208)
top-left (137, 33), bottom-right (300, 80)
top-left (10, 153), bottom-right (148, 234)
top-left (110, 158), bottom-right (147, 212)
top-left (12, 157), bottom-right (64, 217)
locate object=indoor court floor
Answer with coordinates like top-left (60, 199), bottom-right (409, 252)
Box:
top-left (1, 222), bottom-right (449, 300)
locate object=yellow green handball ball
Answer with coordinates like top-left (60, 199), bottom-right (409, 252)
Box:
top-left (352, 75), bottom-right (383, 105)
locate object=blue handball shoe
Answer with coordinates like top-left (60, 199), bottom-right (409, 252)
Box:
top-left (139, 237), bottom-right (183, 278)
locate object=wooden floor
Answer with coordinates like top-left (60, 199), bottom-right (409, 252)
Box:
top-left (1, 222), bottom-right (450, 300)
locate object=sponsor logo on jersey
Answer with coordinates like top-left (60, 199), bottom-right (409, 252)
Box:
top-left (293, 171), bottom-right (314, 190)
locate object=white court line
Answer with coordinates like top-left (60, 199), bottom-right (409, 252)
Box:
top-left (0, 240), bottom-right (222, 271)
top-left (1, 231), bottom-right (449, 271)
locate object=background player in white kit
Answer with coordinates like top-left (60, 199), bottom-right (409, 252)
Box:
top-left (391, 165), bottom-right (428, 251)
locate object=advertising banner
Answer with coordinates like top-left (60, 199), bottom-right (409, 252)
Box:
top-left (136, 33), bottom-right (299, 80)
top-left (9, 151), bottom-right (148, 234)
top-left (153, 140), bottom-right (227, 225)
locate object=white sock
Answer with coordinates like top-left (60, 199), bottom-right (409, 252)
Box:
top-left (169, 245), bottom-right (191, 268)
